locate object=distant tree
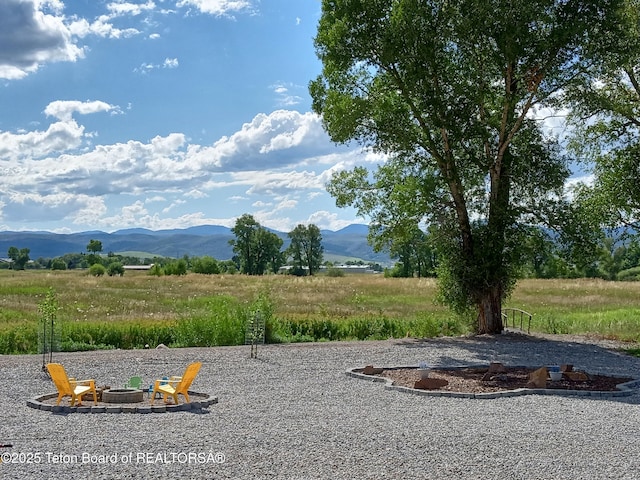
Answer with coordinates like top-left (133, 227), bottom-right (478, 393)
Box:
top-left (371, 223), bottom-right (436, 278)
top-left (7, 246), bottom-right (30, 270)
top-left (50, 258), bottom-right (67, 271)
top-left (230, 214), bottom-right (284, 275)
top-left (87, 240), bottom-right (103, 254)
top-left (219, 260), bottom-right (238, 274)
top-left (59, 253), bottom-right (88, 269)
top-left (287, 224), bottom-right (324, 275)
top-left (254, 228), bottom-right (284, 274)
top-left (88, 263), bottom-right (106, 277)
top-left (164, 259), bottom-right (188, 276)
top-left (107, 262), bottom-right (125, 277)
top-left (149, 264), bottom-right (164, 276)
top-left (230, 214), bottom-right (260, 274)
top-left (192, 256), bottom-right (220, 274)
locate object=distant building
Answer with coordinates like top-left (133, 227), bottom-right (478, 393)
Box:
top-left (123, 264), bottom-right (154, 270)
top-left (321, 265), bottom-right (377, 274)
top-left (279, 264), bottom-right (377, 275)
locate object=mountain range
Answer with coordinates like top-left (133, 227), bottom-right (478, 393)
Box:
top-left (0, 224), bottom-right (392, 264)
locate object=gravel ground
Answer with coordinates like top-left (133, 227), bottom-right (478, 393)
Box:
top-left (1, 332), bottom-right (640, 479)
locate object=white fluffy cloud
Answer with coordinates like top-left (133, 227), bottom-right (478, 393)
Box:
top-left (176, 0), bottom-right (253, 17)
top-left (44, 100), bottom-right (120, 121)
top-left (0, 0), bottom-right (84, 79)
top-left (0, 103), bottom-right (369, 231)
top-left (188, 110), bottom-right (337, 171)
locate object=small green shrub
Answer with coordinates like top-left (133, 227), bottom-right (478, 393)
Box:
top-left (325, 267), bottom-right (345, 277)
top-left (617, 267), bottom-right (640, 281)
top-left (50, 258), bottom-right (67, 270)
top-left (88, 264), bottom-right (106, 276)
top-left (107, 262), bottom-right (125, 276)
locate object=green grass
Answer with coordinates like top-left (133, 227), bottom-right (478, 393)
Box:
top-left (1, 272), bottom-right (639, 354)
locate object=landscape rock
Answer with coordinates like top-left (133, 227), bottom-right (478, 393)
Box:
top-left (565, 371), bottom-right (589, 381)
top-left (362, 365), bottom-right (383, 375)
top-left (414, 378), bottom-right (449, 390)
top-left (488, 362), bottom-right (507, 373)
top-left (526, 366), bottom-right (547, 388)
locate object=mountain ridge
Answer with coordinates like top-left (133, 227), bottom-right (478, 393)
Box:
top-left (0, 224), bottom-right (391, 264)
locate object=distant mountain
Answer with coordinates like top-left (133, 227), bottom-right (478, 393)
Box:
top-left (0, 224), bottom-right (391, 264)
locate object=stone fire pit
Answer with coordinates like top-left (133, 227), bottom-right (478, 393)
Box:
top-left (102, 388), bottom-right (143, 403)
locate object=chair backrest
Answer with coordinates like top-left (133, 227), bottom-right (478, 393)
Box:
top-left (128, 376), bottom-right (142, 389)
top-left (47, 363), bottom-right (72, 396)
top-left (175, 362), bottom-right (202, 394)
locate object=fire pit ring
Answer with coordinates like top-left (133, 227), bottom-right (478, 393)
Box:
top-left (102, 388), bottom-right (143, 403)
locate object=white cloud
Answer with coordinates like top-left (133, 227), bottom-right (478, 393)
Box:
top-left (134, 57), bottom-right (179, 73)
top-left (44, 100), bottom-right (120, 121)
top-left (239, 170), bottom-right (323, 196)
top-left (0, 191), bottom-right (106, 224)
top-left (190, 110), bottom-right (336, 171)
top-left (107, 1), bottom-right (156, 17)
top-left (271, 83), bottom-right (303, 107)
top-left (306, 211), bottom-right (356, 231)
top-left (0, 104), bottom-right (369, 231)
top-left (0, 120), bottom-right (85, 160)
top-left (176, 0), bottom-right (253, 17)
top-left (0, 0), bottom-right (85, 79)
top-left (163, 57), bottom-right (179, 68)
top-left (68, 17), bottom-right (140, 39)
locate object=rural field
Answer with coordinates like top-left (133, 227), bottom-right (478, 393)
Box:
top-left (1, 270), bottom-right (640, 354)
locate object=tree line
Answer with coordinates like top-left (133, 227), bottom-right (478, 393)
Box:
top-left (4, 214), bottom-right (326, 277)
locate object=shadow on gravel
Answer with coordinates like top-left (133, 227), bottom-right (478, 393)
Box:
top-left (390, 333), bottom-right (640, 404)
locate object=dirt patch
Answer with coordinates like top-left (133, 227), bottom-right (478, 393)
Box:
top-left (376, 367), bottom-right (633, 393)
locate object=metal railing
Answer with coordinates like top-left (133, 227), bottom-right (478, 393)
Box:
top-left (502, 308), bottom-right (532, 334)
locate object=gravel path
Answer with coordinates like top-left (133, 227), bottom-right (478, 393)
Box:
top-left (2, 332), bottom-right (640, 479)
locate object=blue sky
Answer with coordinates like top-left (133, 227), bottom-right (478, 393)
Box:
top-left (0, 0), bottom-right (379, 233)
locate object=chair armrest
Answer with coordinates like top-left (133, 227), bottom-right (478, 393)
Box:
top-left (70, 379), bottom-right (95, 386)
top-left (154, 378), bottom-right (180, 387)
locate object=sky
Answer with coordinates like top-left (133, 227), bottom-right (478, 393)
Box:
top-left (0, 0), bottom-right (381, 233)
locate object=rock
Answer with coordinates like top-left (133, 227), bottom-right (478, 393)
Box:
top-left (156, 343), bottom-right (168, 349)
top-left (526, 367), bottom-right (547, 388)
top-left (414, 378), bottom-right (449, 390)
top-left (561, 364), bottom-right (573, 372)
top-left (488, 362), bottom-right (507, 373)
top-left (362, 365), bottom-right (383, 375)
top-left (565, 371), bottom-right (589, 381)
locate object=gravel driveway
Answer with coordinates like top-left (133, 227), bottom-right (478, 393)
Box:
top-left (2, 333), bottom-right (640, 479)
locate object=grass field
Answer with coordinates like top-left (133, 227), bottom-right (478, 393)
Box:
top-left (1, 270), bottom-right (639, 354)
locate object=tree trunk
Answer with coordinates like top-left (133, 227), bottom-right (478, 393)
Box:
top-left (476, 287), bottom-right (504, 334)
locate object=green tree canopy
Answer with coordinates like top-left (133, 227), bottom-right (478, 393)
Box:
top-left (87, 239), bottom-right (103, 253)
top-left (567, 1), bottom-right (640, 231)
top-left (230, 214), bottom-right (284, 275)
top-left (7, 246), bottom-right (30, 270)
top-left (287, 224), bottom-right (324, 275)
top-left (311, 0), bottom-right (621, 333)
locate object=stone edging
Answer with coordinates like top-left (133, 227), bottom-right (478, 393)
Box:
top-left (346, 364), bottom-right (640, 399)
top-left (27, 391), bottom-right (218, 414)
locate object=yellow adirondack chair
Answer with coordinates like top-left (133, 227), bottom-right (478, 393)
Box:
top-left (151, 362), bottom-right (202, 405)
top-left (46, 363), bottom-right (98, 406)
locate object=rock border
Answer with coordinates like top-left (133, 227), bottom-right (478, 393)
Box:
top-left (27, 391), bottom-right (218, 414)
top-left (346, 364), bottom-right (640, 399)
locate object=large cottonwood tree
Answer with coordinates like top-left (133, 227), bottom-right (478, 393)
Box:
top-left (310, 0), bottom-right (621, 333)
